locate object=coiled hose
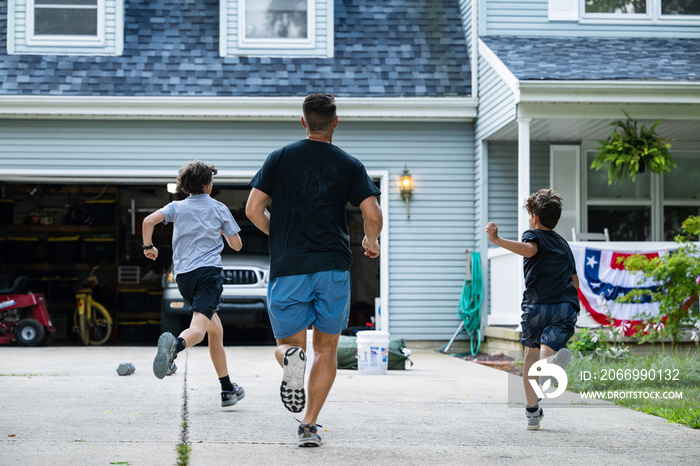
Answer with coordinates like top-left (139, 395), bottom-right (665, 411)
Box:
top-left (457, 251), bottom-right (483, 355)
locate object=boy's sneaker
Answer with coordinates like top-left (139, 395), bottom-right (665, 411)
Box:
top-left (221, 384), bottom-right (246, 407)
top-left (280, 347), bottom-right (306, 413)
top-left (298, 423), bottom-right (323, 447)
top-left (153, 332), bottom-right (177, 379)
top-left (526, 406), bottom-right (544, 430)
top-left (539, 348), bottom-right (572, 389)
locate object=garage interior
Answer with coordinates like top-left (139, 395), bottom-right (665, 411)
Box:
top-left (0, 182), bottom-right (380, 346)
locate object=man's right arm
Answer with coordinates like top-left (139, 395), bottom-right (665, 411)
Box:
top-left (359, 196), bottom-right (382, 258)
top-left (245, 188), bottom-right (272, 235)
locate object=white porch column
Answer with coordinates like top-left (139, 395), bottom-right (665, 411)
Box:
top-left (517, 118), bottom-right (531, 313)
top-left (517, 118), bottom-right (531, 235)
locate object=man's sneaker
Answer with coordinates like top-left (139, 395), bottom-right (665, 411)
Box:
top-left (539, 348), bottom-right (572, 389)
top-left (526, 406), bottom-right (544, 430)
top-left (298, 423), bottom-right (323, 447)
top-left (221, 384), bottom-right (246, 407)
top-left (281, 347), bottom-right (306, 413)
top-left (153, 332), bottom-right (177, 379)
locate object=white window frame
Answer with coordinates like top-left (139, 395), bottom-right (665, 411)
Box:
top-left (582, 145), bottom-right (700, 242)
top-left (582, 146), bottom-right (657, 240)
top-left (27, 0), bottom-right (105, 47)
top-left (580, 0), bottom-right (700, 24)
top-left (237, 0), bottom-right (316, 50)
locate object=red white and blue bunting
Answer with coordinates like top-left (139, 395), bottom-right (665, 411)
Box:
top-left (570, 245), bottom-right (674, 336)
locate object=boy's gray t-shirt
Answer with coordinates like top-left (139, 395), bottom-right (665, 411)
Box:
top-left (159, 194), bottom-right (240, 274)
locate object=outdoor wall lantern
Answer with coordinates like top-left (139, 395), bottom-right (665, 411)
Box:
top-left (399, 165), bottom-right (413, 219)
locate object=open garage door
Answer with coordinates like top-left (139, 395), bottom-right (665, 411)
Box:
top-left (0, 172), bottom-right (388, 345)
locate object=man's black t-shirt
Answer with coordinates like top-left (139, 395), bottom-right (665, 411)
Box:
top-left (249, 139), bottom-right (380, 278)
top-left (521, 229), bottom-right (579, 307)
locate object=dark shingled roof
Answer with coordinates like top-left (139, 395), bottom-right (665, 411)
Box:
top-left (0, 0), bottom-right (471, 97)
top-left (482, 36), bottom-right (700, 82)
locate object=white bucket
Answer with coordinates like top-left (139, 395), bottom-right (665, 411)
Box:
top-left (356, 330), bottom-right (390, 375)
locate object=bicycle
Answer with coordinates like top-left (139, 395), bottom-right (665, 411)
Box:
top-left (73, 265), bottom-right (113, 345)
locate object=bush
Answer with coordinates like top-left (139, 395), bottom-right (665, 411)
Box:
top-left (618, 216), bottom-right (700, 349)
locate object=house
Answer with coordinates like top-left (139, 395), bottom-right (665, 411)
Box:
top-left (464, 0), bottom-right (700, 330)
top-left (3, 0), bottom-right (696, 348)
top-left (0, 1), bottom-right (477, 345)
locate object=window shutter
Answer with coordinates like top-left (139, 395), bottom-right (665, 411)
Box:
top-left (548, 0), bottom-right (579, 21)
top-left (550, 145), bottom-right (580, 241)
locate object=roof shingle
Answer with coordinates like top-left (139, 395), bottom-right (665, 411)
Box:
top-left (0, 0), bottom-right (471, 97)
top-left (483, 36), bottom-right (700, 82)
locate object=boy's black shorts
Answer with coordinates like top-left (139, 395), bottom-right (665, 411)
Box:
top-left (175, 266), bottom-right (223, 320)
top-left (520, 302), bottom-right (578, 351)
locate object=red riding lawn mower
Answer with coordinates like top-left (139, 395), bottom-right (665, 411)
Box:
top-left (0, 276), bottom-right (55, 346)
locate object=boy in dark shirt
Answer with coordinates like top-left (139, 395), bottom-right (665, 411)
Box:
top-left (485, 188), bottom-right (579, 430)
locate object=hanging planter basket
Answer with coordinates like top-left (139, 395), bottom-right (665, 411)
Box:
top-left (591, 111), bottom-right (675, 185)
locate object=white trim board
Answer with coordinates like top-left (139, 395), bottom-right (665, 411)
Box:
top-left (0, 96), bottom-right (477, 121)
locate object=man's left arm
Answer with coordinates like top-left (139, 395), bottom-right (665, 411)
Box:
top-left (360, 196), bottom-right (382, 258)
top-left (245, 188), bottom-right (272, 235)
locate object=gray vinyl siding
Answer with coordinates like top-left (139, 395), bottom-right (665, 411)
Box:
top-left (10, 0), bottom-right (123, 55)
top-left (0, 118), bottom-right (475, 341)
top-left (484, 0), bottom-right (700, 38)
top-left (486, 141), bottom-right (552, 242)
top-left (221, 0), bottom-right (332, 57)
top-left (474, 51), bottom-right (516, 240)
top-left (475, 55), bottom-right (515, 142)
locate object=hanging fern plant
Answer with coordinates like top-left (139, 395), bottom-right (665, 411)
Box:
top-left (591, 111), bottom-right (675, 185)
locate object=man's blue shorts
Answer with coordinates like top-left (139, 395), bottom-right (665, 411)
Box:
top-left (175, 266), bottom-right (223, 320)
top-left (267, 270), bottom-right (351, 339)
top-left (520, 302), bottom-right (578, 351)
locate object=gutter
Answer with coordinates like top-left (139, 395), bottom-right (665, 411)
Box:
top-left (0, 95), bottom-right (477, 122)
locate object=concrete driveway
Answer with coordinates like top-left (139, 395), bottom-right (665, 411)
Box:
top-left (1, 345), bottom-right (698, 465)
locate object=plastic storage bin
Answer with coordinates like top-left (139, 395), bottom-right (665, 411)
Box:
top-left (45, 277), bottom-right (79, 303)
top-left (146, 291), bottom-right (163, 313)
top-left (84, 237), bottom-right (116, 263)
top-left (85, 200), bottom-right (116, 226)
top-left (119, 321), bottom-right (150, 343)
top-left (6, 237), bottom-right (39, 262)
top-left (120, 288), bottom-right (148, 312)
top-left (0, 199), bottom-right (14, 224)
top-left (47, 235), bottom-right (81, 263)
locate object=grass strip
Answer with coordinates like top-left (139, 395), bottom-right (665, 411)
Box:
top-left (566, 349), bottom-right (700, 429)
top-left (176, 352), bottom-right (191, 466)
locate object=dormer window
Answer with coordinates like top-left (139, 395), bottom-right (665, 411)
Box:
top-left (550, 0), bottom-right (700, 22)
top-left (221, 0), bottom-right (332, 58)
top-left (661, 0), bottom-right (700, 15)
top-left (8, 0), bottom-right (123, 55)
top-left (32, 0), bottom-right (99, 37)
top-left (241, 0), bottom-right (313, 46)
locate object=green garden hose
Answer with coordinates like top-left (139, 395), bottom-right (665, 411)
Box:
top-left (457, 252), bottom-right (483, 355)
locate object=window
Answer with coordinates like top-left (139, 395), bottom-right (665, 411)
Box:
top-left (239, 0), bottom-right (314, 48)
top-left (9, 0), bottom-right (122, 55)
top-left (662, 152), bottom-right (700, 240)
top-left (32, 0), bottom-right (99, 37)
top-left (581, 0), bottom-right (700, 21)
top-left (584, 150), bottom-right (653, 241)
top-left (585, 0), bottom-right (647, 15)
top-left (583, 148), bottom-right (700, 241)
top-left (661, 0), bottom-right (700, 15)
top-left (221, 0), bottom-right (331, 57)
top-left (29, 0), bottom-right (103, 44)
top-left (550, 0), bottom-right (700, 22)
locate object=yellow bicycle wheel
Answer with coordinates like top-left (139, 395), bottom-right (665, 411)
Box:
top-left (85, 300), bottom-right (112, 346)
top-left (74, 305), bottom-right (89, 345)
